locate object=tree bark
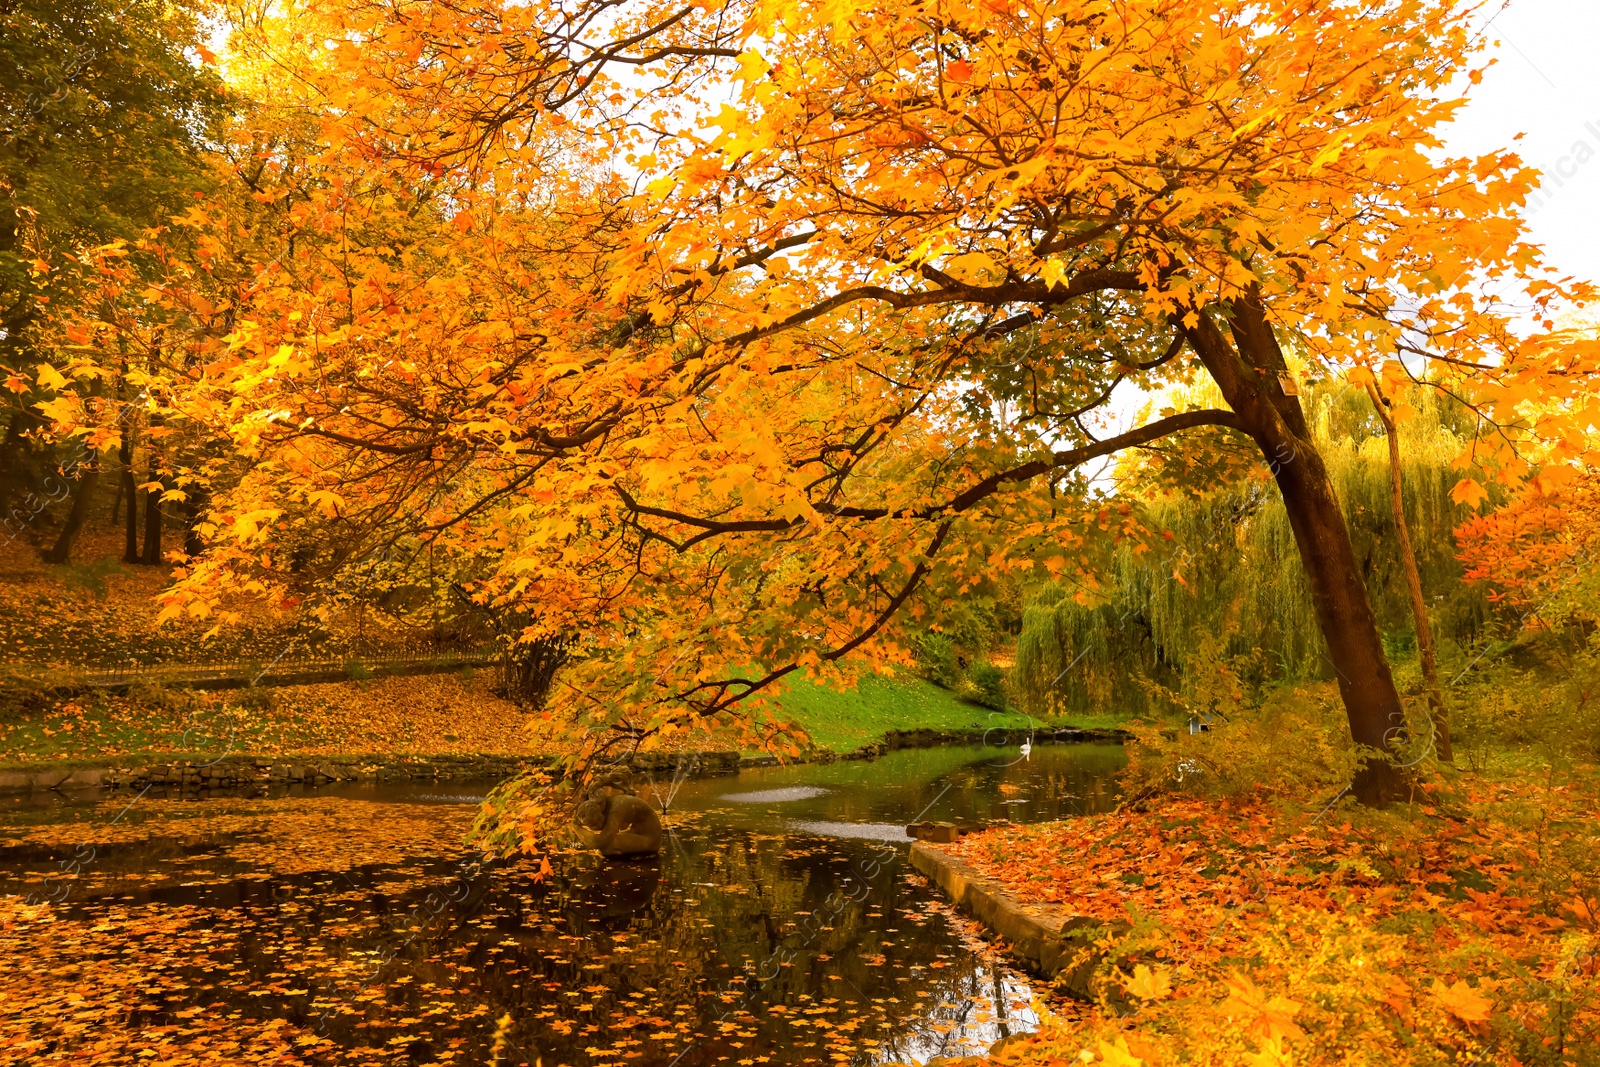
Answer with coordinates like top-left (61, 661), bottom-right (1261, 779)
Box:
top-left (1183, 296), bottom-right (1409, 805)
top-left (183, 482), bottom-right (207, 559)
top-left (0, 407), bottom-right (41, 524)
top-left (1367, 384), bottom-right (1453, 763)
top-left (140, 407), bottom-right (169, 566)
top-left (119, 410), bottom-right (140, 563)
top-left (43, 378), bottom-right (105, 566)
top-left (141, 469), bottom-right (163, 565)
top-left (42, 447), bottom-right (100, 564)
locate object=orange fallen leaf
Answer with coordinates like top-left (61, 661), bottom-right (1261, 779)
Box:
top-left (1220, 972), bottom-right (1305, 1043)
top-left (1430, 979), bottom-right (1492, 1024)
top-left (1125, 964), bottom-right (1172, 1001)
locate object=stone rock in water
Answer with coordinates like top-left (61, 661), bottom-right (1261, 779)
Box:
top-left (905, 821), bottom-right (960, 843)
top-left (574, 788), bottom-right (663, 858)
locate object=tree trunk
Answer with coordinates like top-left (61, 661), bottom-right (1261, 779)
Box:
top-left (183, 483), bottom-right (207, 559)
top-left (42, 378), bottom-right (105, 566)
top-left (119, 412), bottom-right (140, 563)
top-left (141, 469), bottom-right (163, 565)
top-left (1367, 384), bottom-right (1453, 763)
top-left (451, 583), bottom-right (571, 708)
top-left (1184, 297), bottom-right (1409, 805)
top-left (0, 407), bottom-right (41, 524)
top-left (506, 634), bottom-right (571, 708)
top-left (139, 408), bottom-right (170, 566)
top-left (42, 446), bottom-right (101, 564)
top-left (1265, 420), bottom-right (1410, 804)
top-left (116, 390), bottom-right (141, 559)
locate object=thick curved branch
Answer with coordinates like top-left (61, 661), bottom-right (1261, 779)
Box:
top-left (932, 407), bottom-right (1244, 513)
top-left (722, 268), bottom-right (1142, 347)
top-left (616, 407), bottom-right (1247, 541)
top-left (1139, 330), bottom-right (1186, 371)
top-left (291, 407), bottom-right (622, 457)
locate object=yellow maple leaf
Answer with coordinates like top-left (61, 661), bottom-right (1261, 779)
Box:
top-left (1430, 979), bottom-right (1493, 1024)
top-left (34, 362), bottom-right (68, 390)
top-left (307, 489), bottom-right (345, 515)
top-left (734, 49), bottom-right (769, 84)
top-left (1244, 1036), bottom-right (1294, 1067)
top-left (1125, 963), bottom-right (1173, 1000)
top-left (1041, 257), bottom-right (1069, 290)
top-left (1450, 478), bottom-right (1489, 508)
top-left (1221, 972), bottom-right (1305, 1043)
top-left (944, 250), bottom-right (999, 284)
top-left (1096, 1036), bottom-right (1143, 1066)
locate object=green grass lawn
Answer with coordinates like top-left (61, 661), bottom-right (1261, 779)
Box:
top-left (770, 671), bottom-right (1127, 752)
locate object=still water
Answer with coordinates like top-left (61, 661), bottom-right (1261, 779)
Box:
top-left (0, 742), bottom-right (1123, 1067)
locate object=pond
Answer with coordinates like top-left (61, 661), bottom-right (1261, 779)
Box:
top-left (0, 741), bottom-right (1125, 1067)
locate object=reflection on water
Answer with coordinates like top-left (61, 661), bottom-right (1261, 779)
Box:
top-left (720, 786), bottom-right (832, 803)
top-left (0, 742), bottom-right (1123, 1066)
top-left (659, 741), bottom-right (1125, 829)
top-left (785, 821), bottom-right (909, 841)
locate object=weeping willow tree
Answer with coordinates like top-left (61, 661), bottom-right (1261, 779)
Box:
top-left (1016, 382), bottom-right (1494, 717)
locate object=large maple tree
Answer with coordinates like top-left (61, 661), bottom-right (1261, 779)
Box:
top-left (45, 0), bottom-right (1600, 803)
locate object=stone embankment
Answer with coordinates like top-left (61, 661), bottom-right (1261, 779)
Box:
top-left (910, 839), bottom-right (1130, 1003)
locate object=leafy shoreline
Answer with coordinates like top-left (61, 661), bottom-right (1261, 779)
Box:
top-left (931, 769), bottom-right (1600, 1066)
top-left (0, 664), bottom-right (1126, 774)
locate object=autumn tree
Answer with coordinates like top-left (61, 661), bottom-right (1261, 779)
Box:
top-left (1366, 380), bottom-right (1453, 762)
top-left (42, 0), bottom-right (1600, 805)
top-left (1014, 381), bottom-right (1489, 729)
top-left (1, 0), bottom-right (226, 559)
top-left (1457, 469), bottom-right (1600, 633)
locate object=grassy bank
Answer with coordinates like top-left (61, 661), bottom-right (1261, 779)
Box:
top-left (774, 670), bottom-right (1122, 752)
top-left (1, 537), bottom-right (1137, 770)
top-left (0, 666), bottom-right (1129, 770)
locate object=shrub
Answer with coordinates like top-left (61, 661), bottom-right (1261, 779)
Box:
top-left (0, 672), bottom-right (56, 723)
top-left (911, 631), bottom-right (959, 689)
top-left (1450, 637), bottom-right (1600, 769)
top-left (961, 661), bottom-right (1009, 710)
top-left (232, 685), bottom-right (276, 713)
top-left (1119, 682), bottom-right (1362, 801)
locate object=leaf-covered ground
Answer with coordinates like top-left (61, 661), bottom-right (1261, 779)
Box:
top-left (0, 533), bottom-right (468, 669)
top-left (0, 674), bottom-right (555, 766)
top-left (936, 768), bottom-right (1600, 1066)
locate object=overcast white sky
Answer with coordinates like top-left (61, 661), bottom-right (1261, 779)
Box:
top-left (1446, 0), bottom-right (1600, 288)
